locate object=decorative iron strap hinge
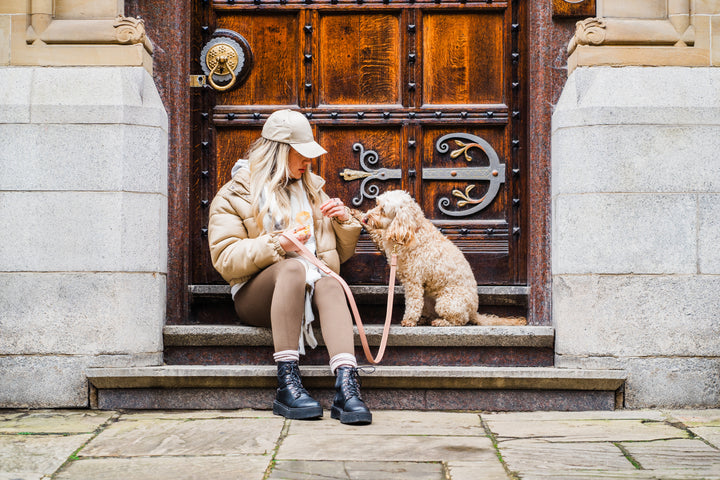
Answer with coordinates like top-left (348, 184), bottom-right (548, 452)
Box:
top-left (189, 75), bottom-right (207, 88)
top-left (340, 133), bottom-right (506, 216)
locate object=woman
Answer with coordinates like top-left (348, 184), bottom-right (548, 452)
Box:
top-left (208, 109), bottom-right (371, 425)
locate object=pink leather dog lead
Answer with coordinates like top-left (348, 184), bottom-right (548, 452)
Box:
top-left (280, 231), bottom-right (397, 365)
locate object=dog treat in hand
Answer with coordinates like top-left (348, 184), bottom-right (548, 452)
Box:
top-left (294, 211), bottom-right (312, 236)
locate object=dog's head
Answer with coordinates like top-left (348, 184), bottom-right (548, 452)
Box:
top-left (361, 190), bottom-right (423, 247)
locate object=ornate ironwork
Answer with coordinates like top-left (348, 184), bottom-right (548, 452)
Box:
top-left (341, 143), bottom-right (401, 206)
top-left (436, 133), bottom-right (505, 216)
top-left (340, 133), bottom-right (505, 215)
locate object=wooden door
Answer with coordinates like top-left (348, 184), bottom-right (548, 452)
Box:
top-left (191, 0), bottom-right (526, 287)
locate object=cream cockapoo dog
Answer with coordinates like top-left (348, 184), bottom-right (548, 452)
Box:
top-left (355, 190), bottom-right (525, 327)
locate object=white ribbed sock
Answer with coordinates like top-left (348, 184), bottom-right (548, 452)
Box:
top-left (273, 350), bottom-right (300, 363)
top-left (329, 353), bottom-right (358, 373)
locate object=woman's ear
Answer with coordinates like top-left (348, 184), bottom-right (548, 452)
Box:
top-left (386, 206), bottom-right (416, 245)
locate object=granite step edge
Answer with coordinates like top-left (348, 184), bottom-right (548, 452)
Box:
top-left (164, 325), bottom-right (554, 348)
top-left (190, 284), bottom-right (529, 307)
top-left (87, 365), bottom-right (625, 391)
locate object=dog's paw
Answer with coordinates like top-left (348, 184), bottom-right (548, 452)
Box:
top-left (401, 318), bottom-right (418, 327)
top-left (431, 318), bottom-right (453, 327)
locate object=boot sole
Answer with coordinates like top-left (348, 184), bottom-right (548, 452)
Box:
top-left (331, 405), bottom-right (372, 425)
top-left (273, 400), bottom-right (322, 420)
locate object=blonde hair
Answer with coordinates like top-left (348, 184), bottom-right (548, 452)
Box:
top-left (247, 137), bottom-right (322, 232)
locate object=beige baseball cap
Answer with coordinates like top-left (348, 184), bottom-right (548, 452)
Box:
top-left (261, 109), bottom-right (328, 158)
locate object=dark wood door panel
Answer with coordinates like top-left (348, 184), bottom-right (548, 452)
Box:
top-left (318, 12), bottom-right (402, 106)
top-left (215, 126), bottom-right (262, 184)
top-left (215, 12), bottom-right (302, 106)
top-left (421, 9), bottom-right (507, 106)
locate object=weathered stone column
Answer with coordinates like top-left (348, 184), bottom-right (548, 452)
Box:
top-left (0, 1), bottom-right (167, 407)
top-left (552, 1), bottom-right (720, 407)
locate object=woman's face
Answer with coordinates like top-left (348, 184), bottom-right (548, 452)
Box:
top-left (287, 148), bottom-right (312, 179)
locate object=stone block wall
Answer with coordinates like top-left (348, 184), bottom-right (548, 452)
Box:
top-left (552, 66), bottom-right (720, 407)
top-left (0, 67), bottom-right (168, 407)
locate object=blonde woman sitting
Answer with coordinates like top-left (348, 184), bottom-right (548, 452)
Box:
top-left (208, 109), bottom-right (371, 425)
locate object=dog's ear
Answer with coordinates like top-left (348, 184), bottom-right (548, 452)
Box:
top-left (386, 205), bottom-right (416, 245)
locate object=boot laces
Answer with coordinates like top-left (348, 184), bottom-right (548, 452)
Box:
top-left (280, 363), bottom-right (309, 399)
top-left (341, 367), bottom-right (363, 399)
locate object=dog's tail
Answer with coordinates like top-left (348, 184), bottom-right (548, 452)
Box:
top-left (471, 312), bottom-right (527, 326)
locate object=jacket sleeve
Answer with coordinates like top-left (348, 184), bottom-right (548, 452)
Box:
top-left (208, 191), bottom-right (285, 283)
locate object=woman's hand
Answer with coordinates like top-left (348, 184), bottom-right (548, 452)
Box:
top-left (320, 198), bottom-right (350, 222)
top-left (278, 226), bottom-right (311, 253)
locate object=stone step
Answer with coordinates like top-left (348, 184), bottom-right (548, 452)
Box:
top-left (190, 284), bottom-right (529, 306)
top-left (162, 325), bottom-right (555, 367)
top-left (86, 365), bottom-right (626, 411)
top-left (164, 324), bottom-right (553, 347)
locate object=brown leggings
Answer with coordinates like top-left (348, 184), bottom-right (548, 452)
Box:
top-left (233, 259), bottom-right (355, 358)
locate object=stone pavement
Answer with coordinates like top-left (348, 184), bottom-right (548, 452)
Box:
top-left (1, 409), bottom-right (719, 480)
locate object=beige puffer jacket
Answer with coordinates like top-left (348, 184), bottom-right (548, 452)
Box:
top-left (208, 168), bottom-right (362, 289)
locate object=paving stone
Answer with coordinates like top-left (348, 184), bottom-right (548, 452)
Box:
top-left (665, 408), bottom-right (720, 427)
top-left (285, 411), bottom-right (483, 436)
top-left (278, 433), bottom-right (495, 462)
top-left (55, 455), bottom-right (270, 480)
top-left (496, 439), bottom-right (637, 475)
top-left (80, 417), bottom-right (283, 457)
top-left (0, 410), bottom-right (115, 434)
top-left (484, 416), bottom-right (687, 442)
top-left (620, 438), bottom-right (720, 474)
top-left (512, 472), bottom-right (658, 479)
top-left (268, 460), bottom-right (444, 480)
top-left (117, 409), bottom-right (276, 421)
top-left (446, 460), bottom-right (509, 480)
top-left (687, 426), bottom-right (720, 448)
top-left (0, 433), bottom-right (92, 479)
top-left (484, 410), bottom-right (666, 422)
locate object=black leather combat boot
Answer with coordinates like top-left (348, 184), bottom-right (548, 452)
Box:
top-left (273, 361), bottom-right (322, 420)
top-left (331, 366), bottom-right (372, 425)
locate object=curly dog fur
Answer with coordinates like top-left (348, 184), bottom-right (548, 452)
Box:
top-left (353, 190), bottom-right (526, 327)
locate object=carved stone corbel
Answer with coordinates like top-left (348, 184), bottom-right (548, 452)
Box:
top-left (114, 15), bottom-right (146, 45)
top-left (25, 16), bottom-right (153, 53)
top-left (567, 18), bottom-right (607, 54)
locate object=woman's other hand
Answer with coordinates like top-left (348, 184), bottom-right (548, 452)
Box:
top-left (320, 198), bottom-right (350, 222)
top-left (278, 226), bottom-right (311, 253)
